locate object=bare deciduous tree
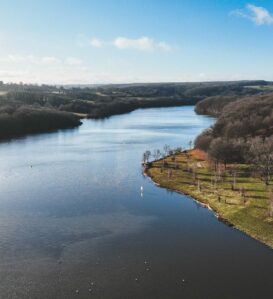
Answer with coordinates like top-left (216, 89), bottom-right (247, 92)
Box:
top-left (163, 144), bottom-right (170, 157)
top-left (143, 150), bottom-right (151, 164)
top-left (249, 137), bottom-right (273, 185)
top-left (153, 149), bottom-right (161, 161)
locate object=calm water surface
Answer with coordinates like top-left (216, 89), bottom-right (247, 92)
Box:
top-left (0, 106), bottom-right (272, 299)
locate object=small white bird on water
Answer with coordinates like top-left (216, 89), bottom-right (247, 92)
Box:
top-left (140, 186), bottom-right (144, 192)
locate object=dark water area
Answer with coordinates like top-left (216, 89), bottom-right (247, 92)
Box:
top-left (0, 106), bottom-right (272, 299)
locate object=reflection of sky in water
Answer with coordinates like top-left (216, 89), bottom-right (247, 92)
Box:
top-left (0, 106), bottom-right (213, 192)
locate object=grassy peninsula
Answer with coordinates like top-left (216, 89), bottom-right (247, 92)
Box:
top-left (145, 91), bottom-right (273, 248)
top-left (145, 149), bottom-right (273, 248)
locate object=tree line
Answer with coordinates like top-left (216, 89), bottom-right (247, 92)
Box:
top-left (195, 93), bottom-right (273, 185)
top-left (0, 105), bottom-right (81, 139)
top-left (0, 80), bottom-right (271, 139)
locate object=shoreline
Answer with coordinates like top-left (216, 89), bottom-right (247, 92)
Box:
top-left (0, 104), bottom-right (192, 141)
top-left (144, 150), bottom-right (273, 249)
top-left (144, 169), bottom-right (224, 218)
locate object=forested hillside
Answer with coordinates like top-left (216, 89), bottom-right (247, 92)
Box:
top-left (194, 95), bottom-right (240, 116)
top-left (195, 93), bottom-right (273, 184)
top-left (0, 80), bottom-right (271, 139)
top-left (0, 106), bottom-right (81, 139)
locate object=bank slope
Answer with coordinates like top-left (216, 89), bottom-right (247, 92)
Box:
top-left (146, 149), bottom-right (273, 249)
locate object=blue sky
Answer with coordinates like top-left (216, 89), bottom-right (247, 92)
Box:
top-left (0, 0), bottom-right (273, 84)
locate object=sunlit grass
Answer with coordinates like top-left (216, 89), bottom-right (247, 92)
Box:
top-left (147, 150), bottom-right (273, 248)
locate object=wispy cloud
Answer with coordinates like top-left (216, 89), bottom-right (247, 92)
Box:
top-left (0, 55), bottom-right (83, 66)
top-left (40, 56), bottom-right (62, 65)
top-left (90, 38), bottom-right (104, 48)
top-left (65, 57), bottom-right (83, 65)
top-left (0, 55), bottom-right (61, 65)
top-left (88, 36), bottom-right (172, 52)
top-left (113, 36), bottom-right (171, 51)
top-left (231, 4), bottom-right (273, 25)
top-left (0, 54), bottom-right (87, 83)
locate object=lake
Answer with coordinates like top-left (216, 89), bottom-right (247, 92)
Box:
top-left (0, 106), bottom-right (272, 298)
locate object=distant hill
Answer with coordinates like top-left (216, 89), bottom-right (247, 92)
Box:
top-left (0, 80), bottom-right (272, 139)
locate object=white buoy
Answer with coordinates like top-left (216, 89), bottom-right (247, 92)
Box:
top-left (140, 186), bottom-right (144, 192)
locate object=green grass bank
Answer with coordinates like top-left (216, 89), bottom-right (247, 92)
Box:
top-left (145, 149), bottom-right (273, 249)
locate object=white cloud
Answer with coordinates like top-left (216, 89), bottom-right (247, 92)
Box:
top-left (157, 41), bottom-right (172, 51)
top-left (0, 69), bottom-right (30, 79)
top-left (0, 55), bottom-right (61, 65)
top-left (247, 4), bottom-right (273, 25)
top-left (0, 55), bottom-right (84, 66)
top-left (0, 54), bottom-right (87, 83)
top-left (230, 9), bottom-right (247, 19)
top-left (40, 56), bottom-right (61, 65)
top-left (113, 36), bottom-right (171, 51)
top-left (231, 4), bottom-right (273, 25)
top-left (86, 36), bottom-right (172, 51)
top-left (65, 57), bottom-right (83, 65)
top-left (90, 38), bottom-right (104, 48)
top-left (0, 54), bottom-right (30, 63)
